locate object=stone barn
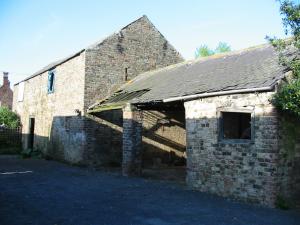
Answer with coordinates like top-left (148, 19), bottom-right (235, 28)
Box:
top-left (89, 44), bottom-right (300, 207)
top-left (13, 15), bottom-right (183, 165)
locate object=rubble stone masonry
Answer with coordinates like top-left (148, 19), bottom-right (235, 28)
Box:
top-left (13, 16), bottom-right (183, 166)
top-left (184, 92), bottom-right (300, 207)
top-left (13, 53), bottom-right (86, 163)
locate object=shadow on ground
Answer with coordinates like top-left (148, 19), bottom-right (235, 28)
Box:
top-left (0, 156), bottom-right (299, 225)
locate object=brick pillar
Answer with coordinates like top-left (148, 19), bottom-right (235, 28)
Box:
top-left (122, 103), bottom-right (143, 176)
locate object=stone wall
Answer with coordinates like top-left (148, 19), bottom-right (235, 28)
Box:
top-left (86, 108), bottom-right (186, 168)
top-left (13, 52), bottom-right (86, 163)
top-left (83, 16), bottom-right (183, 165)
top-left (278, 114), bottom-right (300, 207)
top-left (84, 110), bottom-right (123, 167)
top-left (84, 16), bottom-right (183, 109)
top-left (122, 105), bottom-right (187, 175)
top-left (122, 104), bottom-right (143, 176)
top-left (142, 109), bottom-right (186, 167)
top-left (184, 92), bottom-right (281, 206)
top-left (48, 116), bottom-right (86, 163)
top-left (13, 16), bottom-right (183, 166)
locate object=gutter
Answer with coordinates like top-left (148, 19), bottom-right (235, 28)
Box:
top-left (163, 86), bottom-right (275, 103)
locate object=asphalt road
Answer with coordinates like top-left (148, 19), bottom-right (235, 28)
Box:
top-left (0, 156), bottom-right (299, 225)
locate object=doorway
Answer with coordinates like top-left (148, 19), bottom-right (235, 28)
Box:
top-left (28, 117), bottom-right (35, 149)
top-left (141, 104), bottom-right (186, 183)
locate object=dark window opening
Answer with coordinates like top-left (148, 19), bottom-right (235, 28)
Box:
top-left (124, 68), bottom-right (128, 81)
top-left (221, 112), bottom-right (252, 140)
top-left (28, 117), bottom-right (35, 149)
top-left (48, 70), bottom-right (55, 93)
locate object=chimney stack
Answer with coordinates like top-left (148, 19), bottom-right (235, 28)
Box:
top-left (3, 72), bottom-right (9, 86)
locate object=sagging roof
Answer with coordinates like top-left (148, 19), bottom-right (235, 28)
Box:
top-left (14, 15), bottom-right (150, 85)
top-left (88, 44), bottom-right (287, 113)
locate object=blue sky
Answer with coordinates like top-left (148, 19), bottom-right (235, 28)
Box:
top-left (0, 0), bottom-right (290, 85)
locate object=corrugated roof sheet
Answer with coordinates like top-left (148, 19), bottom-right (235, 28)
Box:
top-left (89, 44), bottom-right (288, 111)
top-left (88, 89), bottom-right (149, 113)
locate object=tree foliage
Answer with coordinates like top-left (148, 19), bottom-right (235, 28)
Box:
top-left (195, 42), bottom-right (231, 58)
top-left (195, 45), bottom-right (214, 58)
top-left (273, 79), bottom-right (300, 116)
top-left (267, 0), bottom-right (300, 117)
top-left (215, 42), bottom-right (232, 54)
top-left (0, 107), bottom-right (20, 128)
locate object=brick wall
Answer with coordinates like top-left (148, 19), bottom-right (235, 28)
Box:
top-left (184, 92), bottom-right (282, 206)
top-left (0, 76), bottom-right (13, 109)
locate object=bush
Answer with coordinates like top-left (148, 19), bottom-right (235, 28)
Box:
top-left (273, 79), bottom-right (300, 117)
top-left (267, 1), bottom-right (300, 118)
top-left (0, 107), bottom-right (20, 128)
top-left (20, 148), bottom-right (42, 159)
top-left (0, 147), bottom-right (21, 155)
top-left (275, 195), bottom-right (291, 210)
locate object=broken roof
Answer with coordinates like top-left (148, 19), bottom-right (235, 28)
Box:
top-left (14, 15), bottom-right (151, 85)
top-left (88, 44), bottom-right (287, 113)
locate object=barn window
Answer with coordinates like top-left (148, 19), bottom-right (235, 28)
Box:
top-left (124, 68), bottom-right (128, 81)
top-left (47, 70), bottom-right (55, 93)
top-left (18, 82), bottom-right (25, 102)
top-left (219, 111), bottom-right (253, 142)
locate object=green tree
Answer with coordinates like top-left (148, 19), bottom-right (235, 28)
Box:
top-left (195, 45), bottom-right (214, 58)
top-left (267, 0), bottom-right (300, 117)
top-left (195, 42), bottom-right (231, 58)
top-left (0, 107), bottom-right (20, 128)
top-left (215, 42), bottom-right (231, 53)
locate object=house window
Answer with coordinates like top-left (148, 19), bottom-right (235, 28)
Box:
top-left (18, 82), bottom-right (25, 102)
top-left (47, 70), bottom-right (55, 93)
top-left (219, 111), bottom-right (253, 141)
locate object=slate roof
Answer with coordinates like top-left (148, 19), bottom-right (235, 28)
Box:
top-left (88, 44), bottom-right (287, 112)
top-left (15, 50), bottom-right (85, 84)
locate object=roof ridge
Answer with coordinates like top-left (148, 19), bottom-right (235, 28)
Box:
top-left (89, 42), bottom-right (287, 110)
top-left (15, 15), bottom-right (150, 85)
top-left (86, 15), bottom-right (148, 50)
top-left (122, 43), bottom-right (274, 87)
top-left (120, 15), bottom-right (148, 30)
top-left (120, 43), bottom-right (272, 89)
top-left (191, 42), bottom-right (272, 64)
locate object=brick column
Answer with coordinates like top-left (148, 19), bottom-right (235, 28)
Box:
top-left (122, 103), bottom-right (143, 176)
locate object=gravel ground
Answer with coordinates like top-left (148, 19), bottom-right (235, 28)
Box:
top-left (0, 156), bottom-right (299, 225)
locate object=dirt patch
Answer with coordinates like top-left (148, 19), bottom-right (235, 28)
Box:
top-left (141, 166), bottom-right (186, 184)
